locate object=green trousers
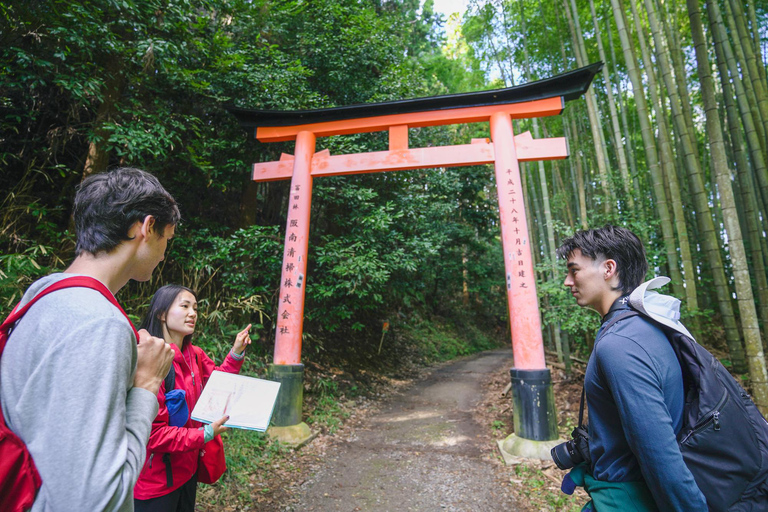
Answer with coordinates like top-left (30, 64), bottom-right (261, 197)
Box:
top-left (568, 463), bottom-right (658, 512)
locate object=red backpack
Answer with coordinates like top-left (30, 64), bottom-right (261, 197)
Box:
top-left (0, 276), bottom-right (138, 512)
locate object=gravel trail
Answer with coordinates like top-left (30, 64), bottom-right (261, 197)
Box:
top-left (292, 348), bottom-right (521, 511)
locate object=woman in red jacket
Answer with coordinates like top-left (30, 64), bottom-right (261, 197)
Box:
top-left (133, 284), bottom-right (251, 511)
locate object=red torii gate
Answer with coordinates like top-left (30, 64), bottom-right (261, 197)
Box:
top-left (232, 63), bottom-right (601, 452)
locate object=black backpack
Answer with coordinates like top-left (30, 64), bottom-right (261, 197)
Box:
top-left (601, 310), bottom-right (768, 511)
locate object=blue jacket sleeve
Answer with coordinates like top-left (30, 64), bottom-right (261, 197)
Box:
top-left (595, 334), bottom-right (707, 511)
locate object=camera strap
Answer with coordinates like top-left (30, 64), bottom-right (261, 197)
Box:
top-left (578, 386), bottom-right (586, 428)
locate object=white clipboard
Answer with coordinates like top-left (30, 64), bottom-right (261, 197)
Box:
top-left (190, 371), bottom-right (281, 432)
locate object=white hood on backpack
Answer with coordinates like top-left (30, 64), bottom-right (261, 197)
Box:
top-left (629, 276), bottom-right (696, 341)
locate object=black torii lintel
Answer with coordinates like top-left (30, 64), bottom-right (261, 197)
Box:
top-left (228, 62), bottom-right (603, 129)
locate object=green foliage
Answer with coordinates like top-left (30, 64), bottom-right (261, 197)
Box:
top-left (219, 429), bottom-right (286, 478)
top-left (305, 377), bottom-right (350, 434)
top-left (171, 225), bottom-right (283, 298)
top-left (0, 182), bottom-right (71, 314)
top-left (513, 463), bottom-right (583, 511)
top-left (397, 310), bottom-right (503, 364)
top-left (201, 428), bottom-right (290, 505)
top-left (308, 182), bottom-right (410, 332)
top-left (1, 0), bottom-right (514, 374)
top-left (0, 243), bottom-right (63, 312)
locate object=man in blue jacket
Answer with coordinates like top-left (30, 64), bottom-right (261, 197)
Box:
top-left (556, 225), bottom-right (706, 511)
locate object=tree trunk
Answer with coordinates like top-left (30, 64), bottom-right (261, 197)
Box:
top-left (462, 248), bottom-right (470, 306)
top-left (558, 162), bottom-right (576, 230)
top-left (628, 0), bottom-right (693, 307)
top-left (566, 112), bottom-right (589, 229)
top-left (609, 0), bottom-right (686, 315)
top-left (556, 11), bottom-right (588, 230)
top-left (238, 181), bottom-right (257, 228)
top-left (533, 120), bottom-right (563, 357)
top-left (710, 0), bottom-right (768, 353)
top-left (588, 0), bottom-right (633, 211)
top-left (603, 0), bottom-right (640, 195)
top-left (709, 0), bottom-right (768, 241)
top-left (723, 0), bottom-right (768, 161)
top-left (689, 0), bottom-right (768, 412)
top-left (606, 26), bottom-right (642, 206)
top-left (541, 121), bottom-right (575, 231)
top-left (656, 0), bottom-right (700, 164)
top-left (520, 160), bottom-right (535, 258)
top-left (524, 163), bottom-right (545, 272)
top-left (644, 0), bottom-right (747, 372)
top-left (728, 0), bottom-right (768, 150)
top-left (564, 0), bottom-right (614, 213)
top-left (82, 65), bottom-right (124, 180)
top-left (746, 1), bottom-right (767, 86)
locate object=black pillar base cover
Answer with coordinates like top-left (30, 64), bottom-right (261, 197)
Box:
top-left (268, 364), bottom-right (304, 427)
top-left (510, 368), bottom-right (559, 441)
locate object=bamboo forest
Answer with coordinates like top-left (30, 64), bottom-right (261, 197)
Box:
top-left (2, 0), bottom-right (768, 509)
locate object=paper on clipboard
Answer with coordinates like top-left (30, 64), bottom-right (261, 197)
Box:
top-left (191, 371), bottom-right (281, 432)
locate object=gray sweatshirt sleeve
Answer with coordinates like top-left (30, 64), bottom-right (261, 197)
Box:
top-left (21, 316), bottom-right (158, 512)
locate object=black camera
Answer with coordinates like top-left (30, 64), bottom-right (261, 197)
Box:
top-left (551, 425), bottom-right (592, 470)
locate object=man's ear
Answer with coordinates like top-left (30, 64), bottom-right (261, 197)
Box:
top-left (603, 259), bottom-right (618, 280)
top-left (139, 215), bottom-right (157, 239)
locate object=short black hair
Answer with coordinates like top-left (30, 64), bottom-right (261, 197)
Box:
top-left (73, 167), bottom-right (181, 256)
top-left (139, 284), bottom-right (197, 347)
top-left (556, 225), bottom-right (648, 294)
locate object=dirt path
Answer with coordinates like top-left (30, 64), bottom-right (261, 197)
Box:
top-left (290, 348), bottom-right (521, 511)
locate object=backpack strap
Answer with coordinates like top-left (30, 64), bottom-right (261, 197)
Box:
top-left (0, 276), bottom-right (139, 355)
top-left (576, 310), bottom-right (642, 428)
top-left (163, 365), bottom-right (176, 393)
top-left (193, 346), bottom-right (204, 393)
top-left (161, 363), bottom-right (176, 487)
top-left (0, 276), bottom-right (139, 442)
top-left (596, 310), bottom-right (639, 344)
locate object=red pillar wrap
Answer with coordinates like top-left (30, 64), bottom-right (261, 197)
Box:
top-left (273, 131), bottom-right (316, 365)
top-left (489, 112), bottom-right (547, 370)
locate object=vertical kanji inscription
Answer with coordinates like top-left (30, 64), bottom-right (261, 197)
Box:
top-left (490, 112), bottom-right (546, 370)
top-left (274, 131), bottom-right (316, 365)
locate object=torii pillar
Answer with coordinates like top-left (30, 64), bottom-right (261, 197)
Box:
top-left (232, 63), bottom-right (602, 452)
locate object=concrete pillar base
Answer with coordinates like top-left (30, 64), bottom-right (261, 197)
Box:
top-left (497, 434), bottom-right (565, 464)
top-left (267, 422), bottom-right (314, 448)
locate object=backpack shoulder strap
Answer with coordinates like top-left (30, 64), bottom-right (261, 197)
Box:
top-left (194, 346), bottom-right (205, 387)
top-left (0, 276), bottom-right (139, 354)
top-left (163, 365), bottom-right (175, 393)
top-left (596, 310), bottom-right (640, 343)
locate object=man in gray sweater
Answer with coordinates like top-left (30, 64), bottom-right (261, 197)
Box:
top-left (1, 168), bottom-right (178, 510)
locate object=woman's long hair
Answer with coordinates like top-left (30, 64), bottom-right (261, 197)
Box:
top-left (139, 284), bottom-right (197, 347)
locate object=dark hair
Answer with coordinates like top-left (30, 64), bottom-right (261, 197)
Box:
top-left (139, 285), bottom-right (197, 346)
top-left (556, 225), bottom-right (648, 294)
top-left (74, 167), bottom-right (181, 256)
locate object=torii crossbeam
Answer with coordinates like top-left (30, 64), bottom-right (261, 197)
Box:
top-left (231, 63), bottom-right (601, 451)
